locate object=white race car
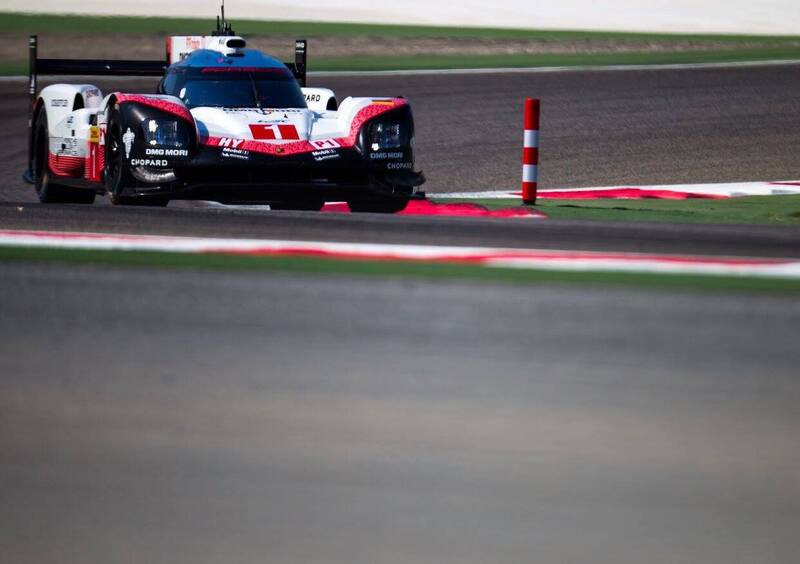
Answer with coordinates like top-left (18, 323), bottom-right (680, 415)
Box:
top-left (25, 10), bottom-right (424, 212)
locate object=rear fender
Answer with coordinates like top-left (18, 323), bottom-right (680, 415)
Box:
top-left (38, 84), bottom-right (103, 131)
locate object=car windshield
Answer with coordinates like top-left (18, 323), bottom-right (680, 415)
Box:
top-left (164, 67), bottom-right (307, 110)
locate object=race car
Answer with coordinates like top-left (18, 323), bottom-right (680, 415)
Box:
top-left (24, 11), bottom-right (424, 212)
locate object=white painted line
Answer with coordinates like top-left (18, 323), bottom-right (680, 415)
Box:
top-left (436, 180), bottom-right (800, 199)
top-left (4, 58), bottom-right (800, 83)
top-left (436, 190), bottom-right (520, 199)
top-left (202, 201), bottom-right (273, 211)
top-left (488, 256), bottom-right (800, 278)
top-left (545, 182), bottom-right (800, 196)
top-left (308, 59), bottom-right (800, 77)
top-left (0, 75), bottom-right (162, 83)
top-left (2, 229), bottom-right (800, 280)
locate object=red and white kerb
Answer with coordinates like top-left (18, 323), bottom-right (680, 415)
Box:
top-left (522, 98), bottom-right (540, 205)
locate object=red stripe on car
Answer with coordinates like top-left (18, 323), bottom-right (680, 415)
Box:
top-left (48, 153), bottom-right (85, 177)
top-left (201, 67), bottom-right (291, 75)
top-left (113, 93), bottom-right (194, 124)
top-left (203, 99), bottom-right (407, 157)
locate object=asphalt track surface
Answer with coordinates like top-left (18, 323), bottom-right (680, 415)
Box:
top-left (2, 262), bottom-right (800, 564)
top-left (3, 64), bottom-right (800, 196)
top-left (1, 64), bottom-right (799, 255)
top-left (2, 65), bottom-right (800, 564)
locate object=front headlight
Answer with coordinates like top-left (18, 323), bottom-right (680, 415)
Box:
top-left (141, 119), bottom-right (188, 148)
top-left (369, 122), bottom-right (403, 151)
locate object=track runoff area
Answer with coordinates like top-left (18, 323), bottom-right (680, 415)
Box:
top-left (3, 226), bottom-right (800, 293)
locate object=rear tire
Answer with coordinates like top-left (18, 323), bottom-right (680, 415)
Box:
top-left (31, 106), bottom-right (95, 204)
top-left (105, 109), bottom-right (168, 207)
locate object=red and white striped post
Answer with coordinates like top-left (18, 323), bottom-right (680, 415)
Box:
top-left (522, 98), bottom-right (540, 205)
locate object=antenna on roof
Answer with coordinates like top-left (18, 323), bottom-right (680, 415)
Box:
top-left (213, 0), bottom-right (235, 36)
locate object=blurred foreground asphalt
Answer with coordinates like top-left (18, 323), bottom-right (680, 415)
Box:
top-left (1, 262), bottom-right (799, 564)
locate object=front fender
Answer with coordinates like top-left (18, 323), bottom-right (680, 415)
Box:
top-left (106, 95), bottom-right (196, 169)
top-left (356, 103), bottom-right (416, 173)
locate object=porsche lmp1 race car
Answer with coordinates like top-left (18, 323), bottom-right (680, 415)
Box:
top-left (24, 13), bottom-right (424, 212)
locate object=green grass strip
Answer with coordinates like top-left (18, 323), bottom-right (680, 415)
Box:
top-left (4, 12), bottom-right (800, 75)
top-left (2, 246), bottom-right (799, 295)
top-left (5, 12), bottom-right (800, 41)
top-left (435, 195), bottom-right (800, 225)
top-left (308, 48), bottom-right (800, 71)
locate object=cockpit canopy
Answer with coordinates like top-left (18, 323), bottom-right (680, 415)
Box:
top-left (158, 49), bottom-right (307, 110)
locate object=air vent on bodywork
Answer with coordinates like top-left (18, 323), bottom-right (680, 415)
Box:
top-left (226, 38), bottom-right (246, 49)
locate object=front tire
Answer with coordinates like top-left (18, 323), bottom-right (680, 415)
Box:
top-left (105, 109), bottom-right (168, 207)
top-left (31, 106), bottom-right (95, 204)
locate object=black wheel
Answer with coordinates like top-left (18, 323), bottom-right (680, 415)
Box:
top-left (105, 109), bottom-right (168, 207)
top-left (269, 199), bottom-right (325, 211)
top-left (31, 106), bottom-right (95, 204)
top-left (347, 194), bottom-right (409, 214)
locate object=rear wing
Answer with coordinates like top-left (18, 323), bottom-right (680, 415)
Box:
top-left (28, 34), bottom-right (308, 112)
top-left (28, 35), bottom-right (166, 112)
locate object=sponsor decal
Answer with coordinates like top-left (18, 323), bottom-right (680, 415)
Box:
top-left (370, 151), bottom-right (403, 160)
top-left (387, 162), bottom-right (413, 170)
top-left (312, 148), bottom-right (340, 162)
top-left (89, 126), bottom-right (100, 144)
top-left (146, 148), bottom-right (189, 157)
top-left (61, 138), bottom-right (81, 157)
top-left (218, 138), bottom-right (244, 149)
top-left (123, 128), bottom-right (135, 159)
top-left (310, 138), bottom-right (340, 150)
top-left (185, 37), bottom-right (202, 50)
top-left (224, 107), bottom-right (269, 114)
top-left (221, 147), bottom-right (249, 161)
top-left (222, 108), bottom-right (303, 115)
top-left (249, 124), bottom-right (300, 141)
top-left (305, 93), bottom-right (322, 103)
top-left (50, 98), bottom-right (69, 108)
top-left (255, 120), bottom-right (287, 125)
top-left (130, 158), bottom-right (169, 167)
